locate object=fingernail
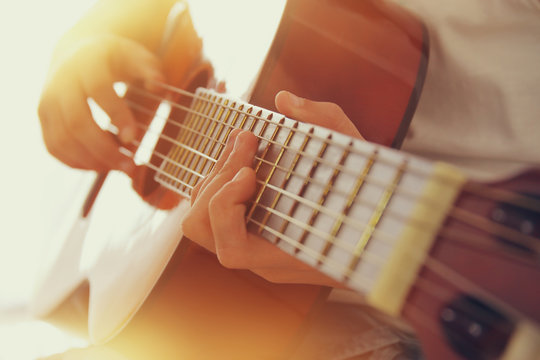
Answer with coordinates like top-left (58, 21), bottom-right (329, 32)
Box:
top-left (233, 131), bottom-right (245, 151)
top-left (119, 127), bottom-right (136, 144)
top-left (288, 92), bottom-right (305, 107)
top-left (225, 130), bottom-right (239, 148)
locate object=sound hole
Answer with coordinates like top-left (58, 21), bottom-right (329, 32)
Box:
top-left (440, 294), bottom-right (515, 359)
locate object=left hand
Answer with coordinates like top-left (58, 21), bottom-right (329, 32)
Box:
top-left (181, 91), bottom-right (363, 286)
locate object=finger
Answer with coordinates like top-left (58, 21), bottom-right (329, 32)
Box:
top-left (275, 90), bottom-right (363, 138)
top-left (190, 180), bottom-right (204, 206)
top-left (81, 68), bottom-right (138, 145)
top-left (209, 167), bottom-right (314, 270)
top-left (209, 166), bottom-right (256, 268)
top-left (108, 37), bottom-right (165, 89)
top-left (59, 83), bottom-right (135, 174)
top-left (251, 265), bottom-right (344, 286)
top-left (198, 130), bottom-right (257, 201)
top-left (209, 173), bottom-right (342, 286)
top-left (91, 37), bottom-right (165, 144)
top-left (182, 131), bottom-right (257, 249)
top-left (191, 129), bottom-right (242, 202)
top-left (39, 95), bottom-right (105, 170)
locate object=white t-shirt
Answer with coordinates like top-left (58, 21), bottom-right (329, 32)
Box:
top-left (393, 0), bottom-right (540, 181)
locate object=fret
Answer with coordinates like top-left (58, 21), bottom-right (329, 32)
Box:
top-left (186, 98), bottom-right (230, 188)
top-left (196, 101), bottom-right (236, 179)
top-left (205, 99), bottom-right (231, 159)
top-left (252, 114), bottom-right (272, 172)
top-left (167, 94), bottom-right (212, 191)
top-left (247, 109), bottom-right (261, 132)
top-left (316, 150), bottom-right (377, 272)
top-left (319, 150), bottom-right (378, 263)
top-left (158, 95), bottom-right (204, 187)
top-left (293, 135), bottom-right (349, 256)
top-left (314, 141), bottom-right (357, 263)
top-left (275, 131), bottom-right (329, 249)
top-left (251, 203), bottom-right (335, 245)
top-left (158, 100), bottom-right (191, 185)
top-left (344, 160), bottom-right (407, 281)
top-left (148, 89), bottom-right (470, 315)
top-left (173, 95), bottom-right (214, 184)
top-left (178, 96), bottom-right (222, 186)
top-left (214, 104), bottom-right (243, 159)
top-left (244, 115), bottom-right (280, 220)
top-left (246, 118), bottom-right (292, 228)
top-left (256, 123), bottom-right (302, 237)
top-left (194, 103), bottom-right (244, 179)
top-left (152, 143), bottom-right (207, 183)
top-left (237, 105), bottom-right (250, 130)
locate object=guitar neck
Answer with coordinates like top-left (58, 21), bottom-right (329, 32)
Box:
top-left (152, 88), bottom-right (466, 312)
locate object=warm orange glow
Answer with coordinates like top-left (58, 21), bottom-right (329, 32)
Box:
top-left (0, 0), bottom-right (285, 358)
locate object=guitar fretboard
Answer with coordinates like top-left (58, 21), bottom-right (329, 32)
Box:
top-left (154, 88), bottom-right (465, 314)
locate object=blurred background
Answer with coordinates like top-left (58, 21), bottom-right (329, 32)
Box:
top-left (0, 0), bottom-right (284, 358)
top-left (0, 0), bottom-right (97, 358)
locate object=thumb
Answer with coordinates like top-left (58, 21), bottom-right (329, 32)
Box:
top-left (94, 36), bottom-right (165, 144)
top-left (275, 91), bottom-right (363, 139)
top-left (108, 36), bottom-right (165, 91)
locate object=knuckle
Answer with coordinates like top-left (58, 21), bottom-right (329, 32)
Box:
top-left (42, 138), bottom-right (59, 157)
top-left (86, 81), bottom-right (110, 98)
top-left (51, 133), bottom-right (70, 152)
top-left (208, 191), bottom-right (228, 216)
top-left (209, 181), bottom-right (250, 218)
top-left (106, 104), bottom-right (129, 123)
top-left (181, 214), bottom-right (196, 238)
top-left (326, 102), bottom-right (344, 117)
top-left (66, 118), bottom-right (84, 134)
top-left (261, 273), bottom-right (281, 284)
top-left (217, 250), bottom-right (243, 270)
top-left (37, 99), bottom-right (50, 121)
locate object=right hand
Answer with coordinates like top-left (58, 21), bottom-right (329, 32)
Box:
top-left (38, 34), bottom-right (165, 175)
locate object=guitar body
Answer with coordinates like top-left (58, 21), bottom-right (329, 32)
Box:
top-left (33, 1), bottom-right (428, 358)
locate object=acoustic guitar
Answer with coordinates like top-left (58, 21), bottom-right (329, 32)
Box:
top-left (32, 1), bottom-right (540, 359)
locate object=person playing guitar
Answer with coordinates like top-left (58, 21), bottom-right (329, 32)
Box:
top-left (37, 0), bottom-right (540, 359)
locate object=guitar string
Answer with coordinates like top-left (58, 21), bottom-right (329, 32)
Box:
top-left (125, 101), bottom-right (540, 259)
top-left (121, 85), bottom-right (539, 354)
top-left (127, 129), bottom-right (540, 282)
top-left (138, 143), bottom-right (538, 339)
top-left (128, 95), bottom-right (540, 228)
top-left (127, 100), bottom-right (444, 216)
top-left (131, 137), bottom-right (380, 276)
top-left (423, 257), bottom-right (532, 323)
top-left (252, 209), bottom-right (537, 346)
top-left (437, 226), bottom-right (539, 268)
top-left (132, 136), bottom-right (394, 260)
top-left (129, 85), bottom-right (463, 189)
top-left (137, 132), bottom-right (539, 272)
top-left (130, 83), bottom-right (540, 214)
top-left (126, 124), bottom-right (539, 338)
top-left (412, 272), bottom-right (527, 335)
top-left (126, 92), bottom-right (448, 196)
top-left (127, 85), bottom-right (540, 335)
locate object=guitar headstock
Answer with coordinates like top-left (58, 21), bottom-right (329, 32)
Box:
top-left (403, 169), bottom-right (540, 359)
